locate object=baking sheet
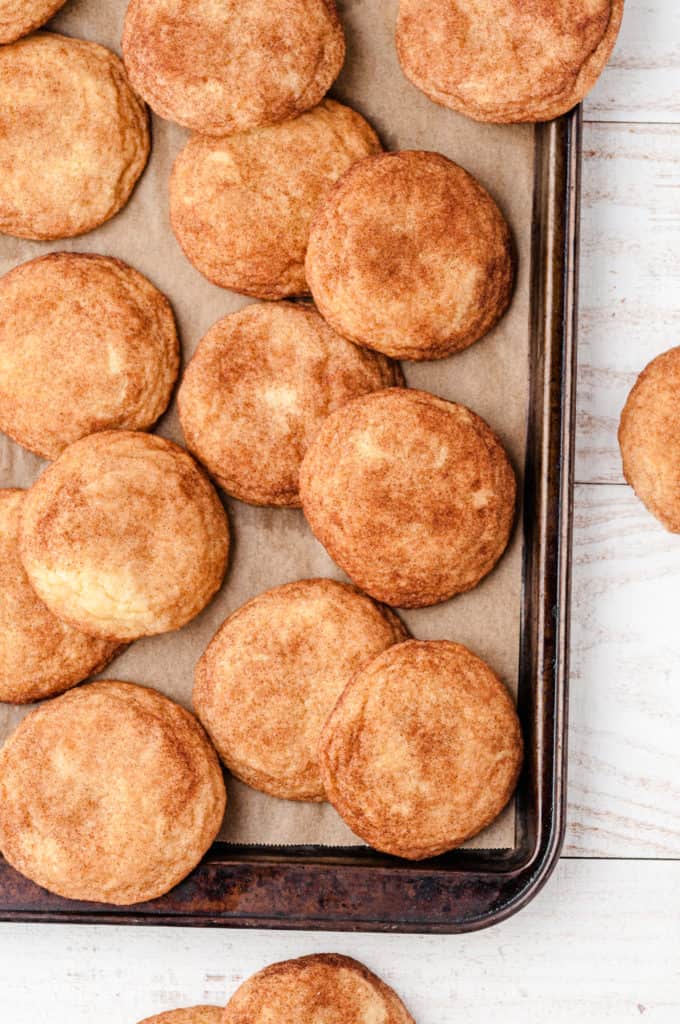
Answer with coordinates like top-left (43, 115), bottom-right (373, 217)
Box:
top-left (0, 0), bottom-right (534, 850)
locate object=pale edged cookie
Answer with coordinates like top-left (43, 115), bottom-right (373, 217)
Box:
top-left (0, 33), bottom-right (148, 240)
top-left (138, 1009), bottom-right (223, 1024)
top-left (170, 99), bottom-right (381, 299)
top-left (123, 0), bottom-right (345, 136)
top-left (19, 431), bottom-right (229, 642)
top-left (178, 302), bottom-right (402, 508)
top-left (305, 150), bottom-right (514, 360)
top-left (396, 0), bottom-right (624, 124)
top-left (0, 253), bottom-right (179, 460)
top-left (0, 681), bottom-right (227, 904)
top-left (619, 345), bottom-right (680, 532)
top-left (319, 640), bottom-right (523, 860)
top-left (194, 578), bottom-right (407, 801)
top-left (299, 388), bottom-right (517, 608)
top-left (0, 489), bottom-right (122, 705)
top-left (0, 0), bottom-right (66, 44)
top-left (223, 954), bottom-right (414, 1024)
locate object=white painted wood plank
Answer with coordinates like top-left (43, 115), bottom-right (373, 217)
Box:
top-left (577, 121), bottom-right (680, 484)
top-left (566, 484), bottom-right (680, 856)
top-left (584, 0), bottom-right (680, 123)
top-left (1, 859), bottom-right (677, 1023)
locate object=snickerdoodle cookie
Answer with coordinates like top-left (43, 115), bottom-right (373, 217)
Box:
top-left (619, 345), bottom-right (680, 532)
top-left (20, 432), bottom-right (229, 641)
top-left (0, 490), bottom-right (121, 705)
top-left (139, 1010), bottom-right (223, 1024)
top-left (0, 0), bottom-right (66, 43)
top-left (319, 640), bottom-right (523, 859)
top-left (123, 0), bottom-right (345, 136)
top-left (396, 0), bottom-right (624, 123)
top-left (305, 150), bottom-right (513, 359)
top-left (222, 954), bottom-right (414, 1024)
top-left (0, 34), bottom-right (149, 240)
top-left (178, 303), bottom-right (401, 508)
top-left (0, 254), bottom-right (179, 459)
top-left (170, 100), bottom-right (381, 299)
top-left (0, 681), bottom-right (226, 904)
top-left (194, 579), bottom-right (407, 801)
top-left (300, 389), bottom-right (516, 608)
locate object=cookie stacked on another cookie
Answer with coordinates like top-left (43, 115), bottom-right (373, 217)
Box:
top-left (137, 955), bottom-right (414, 1024)
top-left (170, 99), bottom-right (381, 299)
top-left (306, 150), bottom-right (514, 360)
top-left (300, 388), bottom-right (517, 608)
top-left (194, 579), bottom-right (407, 801)
top-left (178, 302), bottom-right (401, 507)
top-left (320, 640), bottom-right (523, 859)
top-left (223, 955), bottom-right (414, 1024)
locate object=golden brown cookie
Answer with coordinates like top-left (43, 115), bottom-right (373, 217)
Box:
top-left (122, 0), bottom-right (345, 136)
top-left (20, 432), bottom-right (229, 642)
top-left (138, 1009), bottom-right (223, 1024)
top-left (178, 303), bottom-right (402, 508)
top-left (319, 640), bottom-right (523, 859)
top-left (300, 388), bottom-right (516, 608)
top-left (0, 490), bottom-right (121, 705)
top-left (0, 681), bottom-right (226, 904)
top-left (305, 150), bottom-right (514, 360)
top-left (619, 346), bottom-right (680, 532)
top-left (0, 254), bottom-right (179, 460)
top-left (0, 33), bottom-right (149, 240)
top-left (396, 0), bottom-right (624, 124)
top-left (194, 579), bottom-right (407, 801)
top-left (223, 954), bottom-right (414, 1024)
top-left (170, 100), bottom-right (381, 299)
top-left (0, 0), bottom-right (66, 43)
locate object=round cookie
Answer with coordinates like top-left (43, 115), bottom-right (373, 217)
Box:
top-left (305, 150), bottom-right (514, 360)
top-left (122, 0), bottom-right (345, 136)
top-left (170, 100), bottom-right (381, 299)
top-left (0, 490), bottom-right (121, 705)
top-left (0, 681), bottom-right (226, 904)
top-left (0, 33), bottom-right (149, 240)
top-left (178, 303), bottom-right (402, 508)
top-left (194, 579), bottom-right (407, 801)
top-left (299, 388), bottom-right (516, 608)
top-left (20, 431), bottom-right (229, 641)
top-left (619, 346), bottom-right (680, 532)
top-left (396, 0), bottom-right (624, 124)
top-left (138, 1010), bottom-right (223, 1024)
top-left (319, 640), bottom-right (523, 859)
top-left (0, 0), bottom-right (66, 44)
top-left (223, 954), bottom-right (414, 1024)
top-left (0, 254), bottom-right (179, 460)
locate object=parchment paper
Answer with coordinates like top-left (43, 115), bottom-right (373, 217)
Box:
top-left (0, 0), bottom-right (535, 850)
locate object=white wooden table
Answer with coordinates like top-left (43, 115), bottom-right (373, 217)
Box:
top-left (2, 3), bottom-right (680, 1019)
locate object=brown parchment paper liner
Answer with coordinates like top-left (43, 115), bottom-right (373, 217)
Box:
top-left (0, 0), bottom-right (534, 850)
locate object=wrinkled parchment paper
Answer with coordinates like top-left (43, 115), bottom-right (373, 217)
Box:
top-left (0, 0), bottom-right (535, 849)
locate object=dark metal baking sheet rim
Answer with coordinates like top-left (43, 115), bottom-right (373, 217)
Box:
top-left (0, 110), bottom-right (580, 934)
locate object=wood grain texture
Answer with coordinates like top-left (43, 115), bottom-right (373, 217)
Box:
top-left (584, 0), bottom-right (680, 123)
top-left (566, 485), bottom-right (680, 856)
top-left (577, 121), bottom-right (680, 484)
top-left (0, 860), bottom-right (678, 1022)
